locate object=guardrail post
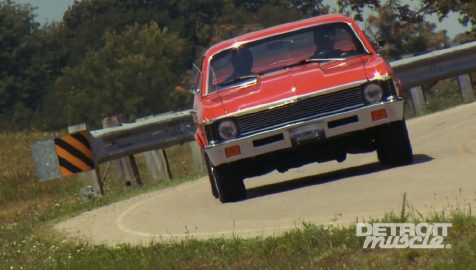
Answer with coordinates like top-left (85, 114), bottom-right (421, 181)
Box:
top-left (409, 86), bottom-right (427, 115)
top-left (189, 141), bottom-right (205, 172)
top-left (68, 123), bottom-right (103, 196)
top-left (457, 74), bottom-right (475, 103)
top-left (136, 115), bottom-right (172, 181)
top-left (102, 116), bottom-right (143, 188)
top-left (143, 149), bottom-right (172, 181)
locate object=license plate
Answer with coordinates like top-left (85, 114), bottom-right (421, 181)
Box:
top-left (290, 123), bottom-right (326, 145)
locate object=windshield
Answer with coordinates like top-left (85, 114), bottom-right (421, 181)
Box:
top-left (207, 22), bottom-right (367, 94)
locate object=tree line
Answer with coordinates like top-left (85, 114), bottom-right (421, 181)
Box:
top-left (0, 0), bottom-right (474, 131)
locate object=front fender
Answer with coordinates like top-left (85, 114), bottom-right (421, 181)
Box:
top-left (194, 129), bottom-right (206, 149)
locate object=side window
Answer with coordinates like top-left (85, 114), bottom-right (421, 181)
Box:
top-left (208, 51), bottom-right (234, 93)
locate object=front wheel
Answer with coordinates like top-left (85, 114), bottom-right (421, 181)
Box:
top-left (204, 154), bottom-right (246, 203)
top-left (376, 120), bottom-right (413, 166)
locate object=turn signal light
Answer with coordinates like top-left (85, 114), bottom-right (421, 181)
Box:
top-left (371, 109), bottom-right (388, 122)
top-left (225, 145), bottom-right (241, 158)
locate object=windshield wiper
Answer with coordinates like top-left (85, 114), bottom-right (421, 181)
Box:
top-left (284, 57), bottom-right (346, 69)
top-left (306, 57), bottom-right (346, 62)
top-left (219, 75), bottom-right (258, 87)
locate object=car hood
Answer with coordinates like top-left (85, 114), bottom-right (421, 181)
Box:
top-left (216, 56), bottom-right (369, 116)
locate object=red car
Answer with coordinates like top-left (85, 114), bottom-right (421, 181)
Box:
top-left (192, 14), bottom-right (413, 203)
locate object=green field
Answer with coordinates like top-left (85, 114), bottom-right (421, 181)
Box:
top-left (1, 1), bottom-right (475, 267)
top-left (1, 129), bottom-right (475, 269)
top-left (0, 83), bottom-right (474, 269)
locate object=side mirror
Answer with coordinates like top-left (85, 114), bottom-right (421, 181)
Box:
top-left (363, 24), bottom-right (385, 53)
top-left (191, 62), bottom-right (202, 95)
top-left (192, 86), bottom-right (200, 95)
top-left (364, 31), bottom-right (384, 53)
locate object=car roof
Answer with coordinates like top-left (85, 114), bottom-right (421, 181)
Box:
top-left (204, 14), bottom-right (356, 58)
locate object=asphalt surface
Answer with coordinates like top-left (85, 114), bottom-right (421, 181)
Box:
top-left (55, 103), bottom-right (476, 246)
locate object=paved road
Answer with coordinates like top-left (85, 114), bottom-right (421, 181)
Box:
top-left (56, 103), bottom-right (476, 246)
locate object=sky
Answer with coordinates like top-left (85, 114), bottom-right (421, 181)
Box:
top-left (15, 0), bottom-right (75, 24)
top-left (15, 0), bottom-right (472, 38)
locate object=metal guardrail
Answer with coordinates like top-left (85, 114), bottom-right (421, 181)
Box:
top-left (90, 110), bottom-right (195, 164)
top-left (390, 41), bottom-right (476, 89)
top-left (32, 41), bottom-right (476, 187)
top-left (32, 110), bottom-right (196, 188)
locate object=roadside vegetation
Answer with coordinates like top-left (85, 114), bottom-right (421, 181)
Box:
top-left (3, 210), bottom-right (476, 270)
top-left (0, 131), bottom-right (203, 268)
top-left (2, 0), bottom-right (476, 269)
top-left (1, 129), bottom-right (475, 270)
top-left (1, 0), bottom-right (475, 131)
top-left (403, 72), bottom-right (476, 119)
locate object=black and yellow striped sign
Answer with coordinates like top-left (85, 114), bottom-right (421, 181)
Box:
top-left (54, 131), bottom-right (95, 176)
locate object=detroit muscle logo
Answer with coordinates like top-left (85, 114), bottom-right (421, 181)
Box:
top-left (356, 223), bottom-right (452, 249)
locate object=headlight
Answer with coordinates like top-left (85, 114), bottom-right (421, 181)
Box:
top-left (364, 83), bottom-right (384, 103)
top-left (218, 120), bottom-right (238, 140)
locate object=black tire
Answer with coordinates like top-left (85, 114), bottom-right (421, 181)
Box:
top-left (376, 120), bottom-right (413, 166)
top-left (204, 155), bottom-right (246, 203)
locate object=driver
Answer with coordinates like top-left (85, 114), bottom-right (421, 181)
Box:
top-left (230, 47), bottom-right (254, 78)
top-left (312, 25), bottom-right (342, 58)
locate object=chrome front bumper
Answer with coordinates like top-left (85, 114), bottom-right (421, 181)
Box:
top-left (205, 100), bottom-right (403, 166)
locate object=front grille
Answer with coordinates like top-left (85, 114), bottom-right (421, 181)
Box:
top-left (236, 87), bottom-right (365, 135)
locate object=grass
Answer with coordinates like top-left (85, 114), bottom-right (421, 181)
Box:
top-left (403, 76), bottom-right (475, 119)
top-left (0, 131), bottom-right (205, 269)
top-left (2, 90), bottom-right (476, 269)
top-left (1, 130), bottom-right (476, 269)
top-left (0, 132), bottom-right (202, 223)
top-left (1, 197), bottom-right (475, 269)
